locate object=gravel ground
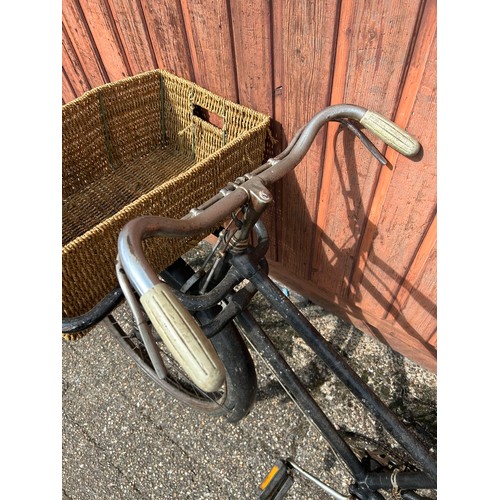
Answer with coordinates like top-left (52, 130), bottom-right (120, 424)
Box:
top-left (62, 248), bottom-right (437, 500)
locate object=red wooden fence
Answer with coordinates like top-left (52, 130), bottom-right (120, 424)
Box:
top-left (62, 0), bottom-right (437, 371)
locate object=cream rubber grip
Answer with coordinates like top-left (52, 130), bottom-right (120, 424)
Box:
top-left (360, 110), bottom-right (421, 157)
top-left (140, 283), bottom-right (225, 392)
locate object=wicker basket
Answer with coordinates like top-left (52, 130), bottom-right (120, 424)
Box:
top-left (63, 69), bottom-right (270, 338)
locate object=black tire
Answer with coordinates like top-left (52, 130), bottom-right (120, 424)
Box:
top-left (110, 258), bottom-right (257, 423)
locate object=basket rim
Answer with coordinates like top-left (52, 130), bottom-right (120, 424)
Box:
top-left (62, 69), bottom-right (270, 126)
top-left (63, 69), bottom-right (271, 251)
top-left (62, 68), bottom-right (271, 322)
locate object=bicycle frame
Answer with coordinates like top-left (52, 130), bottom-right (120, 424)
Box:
top-left (230, 244), bottom-right (437, 498)
top-left (63, 104), bottom-right (435, 498)
top-left (121, 217), bottom-right (435, 499)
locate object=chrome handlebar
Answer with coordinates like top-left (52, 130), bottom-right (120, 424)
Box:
top-left (119, 103), bottom-right (420, 293)
top-left (116, 104), bottom-right (420, 391)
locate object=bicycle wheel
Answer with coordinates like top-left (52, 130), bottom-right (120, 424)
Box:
top-left (109, 258), bottom-right (257, 423)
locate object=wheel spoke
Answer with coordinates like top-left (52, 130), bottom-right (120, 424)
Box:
top-left (107, 315), bottom-right (227, 410)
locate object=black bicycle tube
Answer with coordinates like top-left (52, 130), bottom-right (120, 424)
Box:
top-left (364, 470), bottom-right (436, 491)
top-left (233, 309), bottom-right (368, 483)
top-left (62, 287), bottom-right (124, 333)
top-left (401, 491), bottom-right (427, 500)
top-left (231, 254), bottom-right (437, 484)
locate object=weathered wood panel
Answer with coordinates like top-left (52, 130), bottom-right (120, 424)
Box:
top-left (140, 0), bottom-right (194, 80)
top-left (106, 0), bottom-right (157, 74)
top-left (275, 0), bottom-right (341, 279)
top-left (229, 1), bottom-right (273, 116)
top-left (392, 243), bottom-right (437, 350)
top-left (312, 0), bottom-right (424, 296)
top-left (62, 27), bottom-right (89, 97)
top-left (179, 0), bottom-right (238, 101)
top-left (77, 0), bottom-right (131, 81)
top-left (61, 0), bottom-right (437, 371)
top-left (350, 0), bottom-right (437, 318)
top-left (229, 0), bottom-right (277, 259)
top-left (387, 215), bottom-right (437, 322)
top-left (62, 68), bottom-right (76, 103)
top-left (62, 0), bottom-right (108, 88)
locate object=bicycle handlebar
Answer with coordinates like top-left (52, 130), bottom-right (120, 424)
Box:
top-left (257, 105), bottom-right (419, 187)
top-left (119, 104), bottom-right (420, 294)
top-left (116, 104), bottom-right (420, 391)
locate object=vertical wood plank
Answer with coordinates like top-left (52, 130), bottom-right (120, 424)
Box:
top-left (106, 0), bottom-right (157, 74)
top-left (309, 0), bottom-right (354, 264)
top-left (62, 27), bottom-right (90, 98)
top-left (62, 68), bottom-right (77, 103)
top-left (140, 0), bottom-right (195, 80)
top-left (179, 0), bottom-right (237, 101)
top-left (311, 0), bottom-right (424, 299)
top-left (427, 328), bottom-right (437, 349)
top-left (62, 0), bottom-right (108, 89)
top-left (391, 244), bottom-right (437, 345)
top-left (277, 0), bottom-right (340, 279)
top-left (271, 0), bottom-right (285, 149)
top-left (353, 23), bottom-right (437, 319)
top-left (268, 0), bottom-right (286, 263)
top-left (409, 297), bottom-right (437, 349)
top-left (386, 213), bottom-right (437, 322)
top-left (77, 0), bottom-right (131, 81)
top-left (229, 1), bottom-right (276, 258)
top-left (229, 1), bottom-right (273, 116)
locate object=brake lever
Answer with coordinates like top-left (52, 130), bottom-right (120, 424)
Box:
top-left (337, 119), bottom-right (388, 165)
